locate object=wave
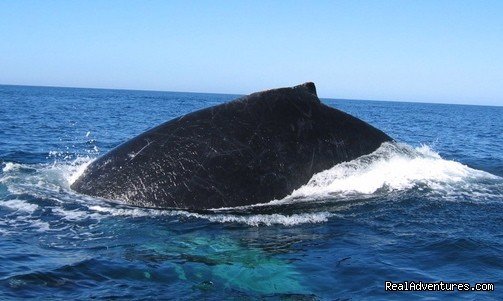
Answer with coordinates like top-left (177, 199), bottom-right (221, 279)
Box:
top-left (285, 142), bottom-right (500, 202)
top-left (87, 205), bottom-right (334, 226)
top-left (1, 199), bottom-right (39, 214)
top-left (1, 155), bottom-right (94, 194)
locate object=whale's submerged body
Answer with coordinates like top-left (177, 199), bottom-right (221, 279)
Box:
top-left (71, 83), bottom-right (392, 209)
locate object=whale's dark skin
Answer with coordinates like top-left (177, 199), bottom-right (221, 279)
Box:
top-left (71, 83), bottom-right (392, 209)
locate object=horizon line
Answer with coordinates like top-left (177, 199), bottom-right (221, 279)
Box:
top-left (1, 82), bottom-right (501, 108)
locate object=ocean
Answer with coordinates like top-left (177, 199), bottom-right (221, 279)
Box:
top-left (1, 85), bottom-right (502, 300)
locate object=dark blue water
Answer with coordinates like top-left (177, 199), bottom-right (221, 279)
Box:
top-left (1, 85), bottom-right (502, 300)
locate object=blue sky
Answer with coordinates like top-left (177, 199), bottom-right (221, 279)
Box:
top-left (1, 1), bottom-right (502, 105)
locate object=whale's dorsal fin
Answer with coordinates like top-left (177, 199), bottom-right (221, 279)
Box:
top-left (295, 82), bottom-right (317, 96)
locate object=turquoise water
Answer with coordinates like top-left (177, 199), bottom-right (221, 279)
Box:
top-left (1, 85), bottom-right (502, 300)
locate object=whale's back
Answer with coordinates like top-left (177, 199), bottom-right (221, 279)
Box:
top-left (71, 83), bottom-right (392, 209)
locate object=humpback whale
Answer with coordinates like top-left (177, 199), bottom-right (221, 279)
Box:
top-left (71, 83), bottom-right (392, 209)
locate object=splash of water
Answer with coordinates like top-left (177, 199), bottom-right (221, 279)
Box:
top-left (287, 142), bottom-right (500, 201)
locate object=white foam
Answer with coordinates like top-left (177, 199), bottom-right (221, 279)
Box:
top-left (66, 157), bottom-right (94, 186)
top-left (1, 199), bottom-right (39, 214)
top-left (288, 142), bottom-right (499, 200)
top-left (2, 162), bottom-right (22, 173)
top-left (87, 205), bottom-right (333, 226)
top-left (52, 207), bottom-right (88, 220)
top-left (31, 220), bottom-right (51, 232)
top-left (89, 205), bottom-right (156, 217)
top-left (202, 212), bottom-right (334, 226)
top-left (0, 155), bottom-right (95, 195)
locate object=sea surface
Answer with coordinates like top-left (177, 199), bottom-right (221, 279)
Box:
top-left (0, 85), bottom-right (502, 300)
